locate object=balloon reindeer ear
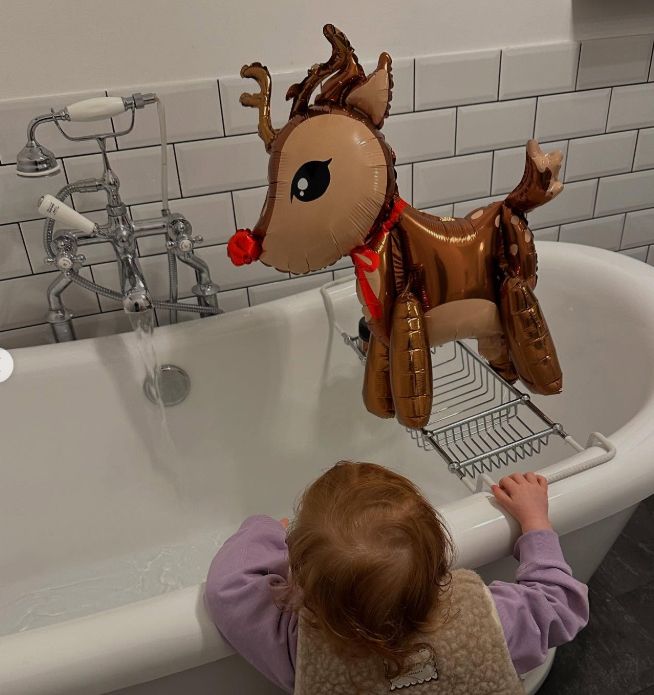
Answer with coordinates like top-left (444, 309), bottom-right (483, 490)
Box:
top-left (345, 52), bottom-right (393, 128)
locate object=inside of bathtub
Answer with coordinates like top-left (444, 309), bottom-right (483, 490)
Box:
top-left (321, 278), bottom-right (616, 493)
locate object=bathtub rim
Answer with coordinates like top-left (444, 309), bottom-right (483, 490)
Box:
top-left (2, 242), bottom-right (654, 695)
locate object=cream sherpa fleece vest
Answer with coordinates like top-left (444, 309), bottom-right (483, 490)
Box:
top-left (294, 569), bottom-right (524, 695)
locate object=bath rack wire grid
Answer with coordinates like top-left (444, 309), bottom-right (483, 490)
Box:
top-left (320, 278), bottom-right (616, 492)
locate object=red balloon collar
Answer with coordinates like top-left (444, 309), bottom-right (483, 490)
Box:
top-left (226, 197), bottom-right (409, 323)
top-left (350, 197), bottom-right (408, 321)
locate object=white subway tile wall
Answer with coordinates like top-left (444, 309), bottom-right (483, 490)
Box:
top-left (535, 89), bottom-right (611, 141)
top-left (413, 153), bottom-right (492, 208)
top-left (622, 209), bottom-right (654, 248)
top-left (533, 226), bottom-right (560, 242)
top-left (558, 215), bottom-right (625, 250)
top-left (0, 224), bottom-right (31, 279)
top-left (415, 50), bottom-right (500, 109)
top-left (2, 33), bottom-right (654, 349)
top-left (384, 110), bottom-right (456, 164)
top-left (176, 135), bottom-right (268, 195)
top-left (607, 83), bottom-right (654, 131)
top-left (620, 246), bottom-right (649, 261)
top-left (633, 128), bottom-right (654, 171)
top-left (110, 80), bottom-right (224, 148)
top-left (576, 36), bottom-right (654, 90)
top-left (527, 180), bottom-right (598, 229)
top-left (456, 98), bottom-right (536, 154)
top-left (595, 169), bottom-right (654, 216)
top-left (564, 131), bottom-right (638, 182)
top-left (500, 43), bottom-right (579, 100)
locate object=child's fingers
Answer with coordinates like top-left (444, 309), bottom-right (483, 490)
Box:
top-left (279, 517), bottom-right (289, 529)
top-left (525, 472), bottom-right (539, 484)
top-left (499, 475), bottom-right (519, 492)
top-left (509, 473), bottom-right (526, 484)
top-left (536, 474), bottom-right (548, 488)
top-left (491, 484), bottom-right (513, 507)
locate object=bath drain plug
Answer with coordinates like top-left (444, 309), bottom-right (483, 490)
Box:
top-left (143, 364), bottom-right (190, 407)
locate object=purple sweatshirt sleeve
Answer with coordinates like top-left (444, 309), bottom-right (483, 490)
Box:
top-left (488, 529), bottom-right (589, 674)
top-left (204, 515), bottom-right (297, 693)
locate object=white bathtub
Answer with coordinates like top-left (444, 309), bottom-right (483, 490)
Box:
top-left (1, 242), bottom-right (653, 695)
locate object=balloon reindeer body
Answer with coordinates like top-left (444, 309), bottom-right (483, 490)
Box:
top-left (228, 25), bottom-right (563, 429)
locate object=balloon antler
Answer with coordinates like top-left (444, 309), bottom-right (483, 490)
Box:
top-left (240, 62), bottom-right (278, 152)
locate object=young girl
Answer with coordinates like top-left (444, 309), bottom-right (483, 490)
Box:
top-left (205, 463), bottom-right (589, 693)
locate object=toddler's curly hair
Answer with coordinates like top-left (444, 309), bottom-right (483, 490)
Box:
top-left (282, 461), bottom-right (454, 677)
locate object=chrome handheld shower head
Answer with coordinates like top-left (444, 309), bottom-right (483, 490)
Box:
top-left (16, 140), bottom-right (60, 177)
top-left (15, 95), bottom-right (152, 178)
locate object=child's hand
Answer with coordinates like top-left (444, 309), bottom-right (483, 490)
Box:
top-left (279, 518), bottom-right (289, 529)
top-left (491, 472), bottom-right (552, 534)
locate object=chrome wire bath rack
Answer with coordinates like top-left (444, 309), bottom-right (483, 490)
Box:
top-left (320, 278), bottom-right (616, 491)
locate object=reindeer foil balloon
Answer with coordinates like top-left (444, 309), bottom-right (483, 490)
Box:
top-left (227, 24), bottom-right (563, 430)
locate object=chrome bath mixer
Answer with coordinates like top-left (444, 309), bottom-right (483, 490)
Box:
top-left (16, 93), bottom-right (221, 342)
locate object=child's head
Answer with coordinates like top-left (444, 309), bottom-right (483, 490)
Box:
top-left (285, 461), bottom-right (453, 673)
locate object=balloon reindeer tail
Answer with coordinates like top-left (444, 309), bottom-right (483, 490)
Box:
top-left (504, 139), bottom-right (564, 215)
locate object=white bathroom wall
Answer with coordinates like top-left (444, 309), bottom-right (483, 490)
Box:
top-left (1, 7), bottom-right (654, 348)
top-left (2, 0), bottom-right (654, 100)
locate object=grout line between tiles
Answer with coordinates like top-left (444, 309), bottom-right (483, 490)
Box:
top-left (490, 150), bottom-right (498, 196)
top-left (411, 58), bottom-right (416, 112)
top-left (631, 130), bottom-right (640, 172)
top-left (229, 190), bottom-right (239, 231)
top-left (603, 88), bottom-right (613, 134)
top-left (531, 97), bottom-right (538, 139)
top-left (410, 163), bottom-right (414, 205)
top-left (453, 106), bottom-right (459, 156)
top-left (617, 213), bottom-right (627, 249)
top-left (0, 319), bottom-right (51, 335)
top-left (171, 143), bottom-right (184, 199)
top-left (574, 42), bottom-right (583, 91)
top-left (16, 221), bottom-right (35, 275)
top-left (216, 78), bottom-right (228, 137)
top-left (591, 178), bottom-right (600, 217)
top-left (647, 40), bottom-right (654, 86)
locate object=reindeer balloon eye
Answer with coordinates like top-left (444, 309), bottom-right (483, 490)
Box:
top-left (290, 159), bottom-right (332, 202)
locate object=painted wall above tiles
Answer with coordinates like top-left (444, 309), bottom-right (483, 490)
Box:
top-left (5, 0), bottom-right (654, 100)
top-left (1, 32), bottom-right (654, 350)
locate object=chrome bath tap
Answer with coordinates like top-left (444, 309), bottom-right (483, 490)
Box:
top-left (17, 93), bottom-right (222, 342)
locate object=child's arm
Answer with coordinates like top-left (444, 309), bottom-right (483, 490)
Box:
top-left (204, 516), bottom-right (297, 693)
top-left (488, 473), bottom-right (590, 674)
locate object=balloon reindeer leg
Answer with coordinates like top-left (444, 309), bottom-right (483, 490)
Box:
top-left (227, 24), bottom-right (563, 429)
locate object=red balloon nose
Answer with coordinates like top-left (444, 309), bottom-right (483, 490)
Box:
top-left (227, 229), bottom-right (262, 266)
